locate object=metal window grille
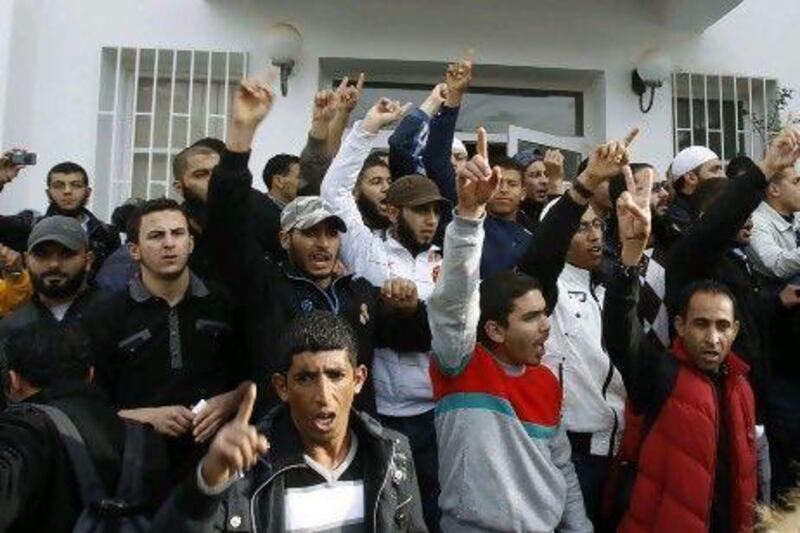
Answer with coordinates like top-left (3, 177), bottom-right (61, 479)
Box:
top-left (94, 47), bottom-right (247, 220)
top-left (672, 72), bottom-right (778, 163)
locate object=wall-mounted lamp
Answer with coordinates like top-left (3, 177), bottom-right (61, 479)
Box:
top-left (632, 49), bottom-right (672, 113)
top-left (266, 22), bottom-right (302, 96)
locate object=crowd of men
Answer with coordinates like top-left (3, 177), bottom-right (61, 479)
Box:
top-left (1, 56), bottom-right (800, 532)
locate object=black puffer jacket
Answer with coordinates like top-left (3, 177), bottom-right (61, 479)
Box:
top-left (151, 405), bottom-right (428, 533)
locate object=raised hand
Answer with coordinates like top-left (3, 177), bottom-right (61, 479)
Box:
top-left (760, 126), bottom-right (800, 179)
top-left (334, 73), bottom-right (365, 114)
top-left (0, 150), bottom-right (26, 188)
top-left (231, 78), bottom-right (275, 128)
top-left (0, 244), bottom-right (23, 276)
top-left (543, 149), bottom-right (564, 181)
top-left (380, 278), bottom-right (419, 313)
top-left (456, 127), bottom-right (500, 218)
top-left (420, 83), bottom-right (449, 118)
top-left (616, 165), bottom-right (654, 266)
top-left (362, 97), bottom-right (413, 134)
top-left (312, 90), bottom-right (337, 125)
top-left (200, 384), bottom-right (270, 488)
top-left (445, 57), bottom-right (473, 95)
top-left (583, 128), bottom-right (639, 185)
top-left (228, 77), bottom-right (275, 152)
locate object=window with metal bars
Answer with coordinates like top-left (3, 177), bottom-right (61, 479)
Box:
top-left (672, 72), bottom-right (779, 164)
top-left (94, 47), bottom-right (247, 220)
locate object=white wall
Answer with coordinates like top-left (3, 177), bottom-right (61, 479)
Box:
top-left (1, 0), bottom-right (799, 216)
top-left (0, 0), bottom-right (16, 149)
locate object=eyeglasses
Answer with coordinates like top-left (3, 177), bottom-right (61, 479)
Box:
top-left (577, 219), bottom-right (606, 233)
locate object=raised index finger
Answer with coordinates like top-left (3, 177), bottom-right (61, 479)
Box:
top-left (236, 384), bottom-right (257, 424)
top-left (477, 127), bottom-right (488, 160)
top-left (623, 128), bottom-right (640, 147)
top-left (356, 72), bottom-right (365, 91)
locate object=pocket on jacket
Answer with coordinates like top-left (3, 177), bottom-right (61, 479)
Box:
top-left (117, 329), bottom-right (151, 359)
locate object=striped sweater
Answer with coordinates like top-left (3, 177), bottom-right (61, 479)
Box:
top-left (428, 213), bottom-right (592, 532)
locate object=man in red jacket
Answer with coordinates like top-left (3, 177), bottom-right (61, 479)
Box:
top-left (602, 127), bottom-right (800, 533)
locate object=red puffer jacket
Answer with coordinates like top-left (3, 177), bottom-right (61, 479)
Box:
top-left (619, 340), bottom-right (757, 533)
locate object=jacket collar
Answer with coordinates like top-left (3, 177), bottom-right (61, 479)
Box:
top-left (255, 403), bottom-right (392, 471)
top-left (670, 337), bottom-right (750, 376)
top-left (757, 201), bottom-right (795, 233)
top-left (384, 232), bottom-right (440, 261)
top-left (562, 262), bottom-right (593, 286)
top-left (280, 260), bottom-right (350, 286)
top-left (128, 271), bottom-right (209, 303)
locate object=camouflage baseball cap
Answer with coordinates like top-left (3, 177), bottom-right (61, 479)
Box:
top-left (280, 196), bottom-right (347, 233)
top-left (27, 215), bottom-right (88, 252)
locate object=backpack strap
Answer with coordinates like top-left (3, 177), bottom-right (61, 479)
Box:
top-left (28, 403), bottom-right (108, 505)
top-left (115, 420), bottom-right (148, 502)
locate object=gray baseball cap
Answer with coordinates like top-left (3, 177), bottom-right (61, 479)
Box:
top-left (27, 215), bottom-right (88, 252)
top-left (280, 196), bottom-right (347, 233)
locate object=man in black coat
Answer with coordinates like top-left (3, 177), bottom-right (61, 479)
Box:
top-left (0, 216), bottom-right (110, 409)
top-left (0, 161), bottom-right (120, 276)
top-left (197, 78), bottom-right (432, 418)
top-left (0, 323), bottom-right (167, 533)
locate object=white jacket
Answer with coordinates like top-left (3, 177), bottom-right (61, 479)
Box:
top-left (746, 200), bottom-right (800, 281)
top-left (542, 263), bottom-right (626, 456)
top-left (321, 122), bottom-right (442, 417)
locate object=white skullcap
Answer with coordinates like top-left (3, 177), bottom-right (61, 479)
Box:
top-left (452, 137), bottom-right (467, 155)
top-left (670, 146), bottom-right (719, 179)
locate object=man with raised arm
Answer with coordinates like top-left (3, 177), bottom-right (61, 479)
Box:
top-left (604, 154), bottom-right (765, 531)
top-left (516, 129), bottom-right (639, 526)
top-left (321, 97), bottom-right (449, 530)
top-left (429, 128), bottom-right (591, 532)
top-left (198, 78), bottom-right (432, 421)
top-left (151, 311), bottom-right (427, 532)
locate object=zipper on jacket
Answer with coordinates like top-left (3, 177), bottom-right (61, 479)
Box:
top-left (249, 463), bottom-right (306, 532)
top-left (373, 439), bottom-right (397, 531)
top-left (705, 372), bottom-right (720, 527)
top-left (286, 273), bottom-right (342, 314)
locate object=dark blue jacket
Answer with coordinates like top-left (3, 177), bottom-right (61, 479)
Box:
top-left (388, 108), bottom-right (430, 177)
top-left (480, 215), bottom-right (532, 278)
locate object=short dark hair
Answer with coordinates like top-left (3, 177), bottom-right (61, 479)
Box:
top-left (478, 271), bottom-right (543, 346)
top-left (262, 154), bottom-right (301, 189)
top-left (677, 279), bottom-right (739, 320)
top-left (5, 323), bottom-right (92, 388)
top-left (690, 177), bottom-right (728, 216)
top-left (126, 197), bottom-right (189, 244)
top-left (492, 156), bottom-right (524, 174)
top-left (111, 198), bottom-right (145, 235)
top-left (173, 145), bottom-right (218, 182)
top-left (357, 158), bottom-right (391, 186)
top-left (191, 137), bottom-right (226, 154)
top-left (367, 149), bottom-right (389, 164)
top-left (47, 162), bottom-right (88, 187)
top-left (277, 311), bottom-right (358, 373)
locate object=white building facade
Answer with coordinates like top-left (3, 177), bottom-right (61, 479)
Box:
top-left (1, 0), bottom-right (798, 220)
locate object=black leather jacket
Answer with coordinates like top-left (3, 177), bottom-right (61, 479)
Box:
top-left (151, 405), bottom-right (428, 532)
